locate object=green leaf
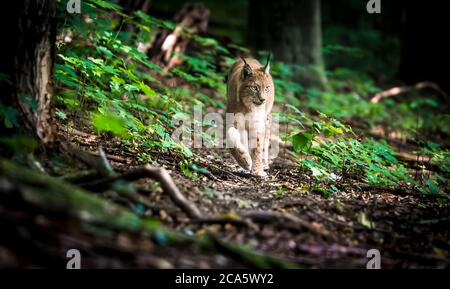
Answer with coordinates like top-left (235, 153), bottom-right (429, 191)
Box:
top-left (124, 84), bottom-right (139, 92)
top-left (291, 132), bottom-right (313, 152)
top-left (138, 81), bottom-right (157, 97)
top-left (426, 141), bottom-right (440, 151)
top-left (96, 46), bottom-right (114, 58)
top-left (324, 124), bottom-right (343, 137)
top-left (424, 179), bottom-right (440, 194)
top-left (55, 109), bottom-right (67, 120)
top-left (0, 72), bottom-right (12, 84)
top-left (0, 135), bottom-right (38, 154)
top-left (0, 103), bottom-right (18, 128)
top-left (18, 94), bottom-right (38, 111)
top-left (188, 163), bottom-right (209, 175)
top-left (91, 110), bottom-right (127, 137)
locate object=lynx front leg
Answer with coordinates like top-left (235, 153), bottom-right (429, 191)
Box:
top-left (263, 114), bottom-right (272, 170)
top-left (249, 119), bottom-right (267, 177)
top-left (227, 127), bottom-right (252, 171)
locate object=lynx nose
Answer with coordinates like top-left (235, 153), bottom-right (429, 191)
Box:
top-left (256, 96), bottom-right (265, 104)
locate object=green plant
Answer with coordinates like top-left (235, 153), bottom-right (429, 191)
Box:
top-left (283, 105), bottom-right (447, 195)
top-left (54, 0), bottom-right (233, 162)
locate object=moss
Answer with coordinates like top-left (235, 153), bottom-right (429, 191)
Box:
top-left (0, 158), bottom-right (300, 268)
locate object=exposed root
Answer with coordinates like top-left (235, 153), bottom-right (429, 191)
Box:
top-left (79, 165), bottom-right (203, 219)
top-left (61, 143), bottom-right (203, 220)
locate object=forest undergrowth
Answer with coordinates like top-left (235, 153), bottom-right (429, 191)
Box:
top-left (0, 0), bottom-right (448, 268)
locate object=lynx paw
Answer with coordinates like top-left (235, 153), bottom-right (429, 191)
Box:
top-left (252, 170), bottom-right (267, 178)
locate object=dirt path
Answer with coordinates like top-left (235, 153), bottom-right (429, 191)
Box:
top-left (58, 126), bottom-right (450, 268)
top-left (173, 150), bottom-right (449, 268)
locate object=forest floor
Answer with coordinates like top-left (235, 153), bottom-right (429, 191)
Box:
top-left (102, 142), bottom-right (449, 268)
top-left (3, 111), bottom-right (446, 269)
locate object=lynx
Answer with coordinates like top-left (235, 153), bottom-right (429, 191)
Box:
top-left (226, 54), bottom-right (274, 177)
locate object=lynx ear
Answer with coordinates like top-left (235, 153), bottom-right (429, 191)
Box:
top-left (263, 52), bottom-right (271, 75)
top-left (241, 57), bottom-right (252, 79)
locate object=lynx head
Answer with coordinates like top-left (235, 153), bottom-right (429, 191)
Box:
top-left (239, 53), bottom-right (272, 106)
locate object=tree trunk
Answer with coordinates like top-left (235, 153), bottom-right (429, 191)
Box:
top-left (2, 0), bottom-right (57, 145)
top-left (248, 0), bottom-right (327, 91)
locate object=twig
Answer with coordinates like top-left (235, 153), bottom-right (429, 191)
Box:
top-left (109, 187), bottom-right (178, 218)
top-left (396, 151), bottom-right (443, 173)
top-left (98, 146), bottom-right (114, 175)
top-left (131, 165), bottom-right (203, 219)
top-left (193, 210), bottom-right (333, 239)
top-left (196, 156), bottom-right (253, 185)
top-left (65, 127), bottom-right (96, 139)
top-left (371, 81), bottom-right (449, 104)
top-left (61, 169), bottom-right (99, 183)
top-left (27, 154), bottom-right (46, 173)
top-left (89, 151), bottom-right (128, 164)
top-left (60, 143), bottom-right (112, 176)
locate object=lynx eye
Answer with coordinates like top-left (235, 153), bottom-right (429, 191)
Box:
top-left (250, 86), bottom-right (258, 92)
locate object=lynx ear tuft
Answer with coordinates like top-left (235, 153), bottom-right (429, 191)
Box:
top-left (241, 57), bottom-right (253, 79)
top-left (263, 52), bottom-right (271, 75)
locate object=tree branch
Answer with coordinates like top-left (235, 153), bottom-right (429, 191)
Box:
top-left (371, 81), bottom-right (449, 103)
